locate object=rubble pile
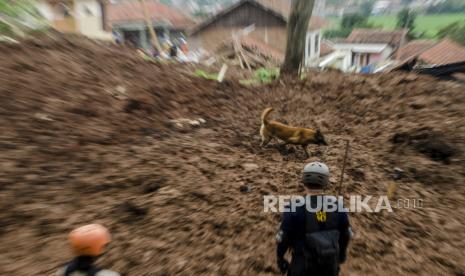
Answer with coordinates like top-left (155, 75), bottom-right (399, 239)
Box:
top-left (0, 34), bottom-right (464, 275)
top-left (214, 36), bottom-right (283, 69)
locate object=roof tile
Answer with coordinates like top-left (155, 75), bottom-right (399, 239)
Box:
top-left (190, 0), bottom-right (327, 34)
top-left (107, 0), bottom-right (195, 29)
top-left (346, 28), bottom-right (408, 48)
top-left (395, 39), bottom-right (437, 62)
top-left (418, 38), bottom-right (465, 65)
top-left (255, 0), bottom-right (327, 29)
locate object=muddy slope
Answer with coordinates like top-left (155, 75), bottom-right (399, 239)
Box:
top-left (0, 35), bottom-right (464, 275)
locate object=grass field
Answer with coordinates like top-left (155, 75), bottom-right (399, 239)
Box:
top-left (327, 13), bottom-right (465, 37)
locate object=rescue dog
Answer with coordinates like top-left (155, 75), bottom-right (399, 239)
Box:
top-left (260, 107), bottom-right (328, 158)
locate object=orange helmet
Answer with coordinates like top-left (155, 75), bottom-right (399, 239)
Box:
top-left (69, 224), bottom-right (111, 256)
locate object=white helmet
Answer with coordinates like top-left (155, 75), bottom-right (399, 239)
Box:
top-left (302, 162), bottom-right (330, 188)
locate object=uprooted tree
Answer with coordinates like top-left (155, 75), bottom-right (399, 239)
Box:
top-left (281, 0), bottom-right (315, 75)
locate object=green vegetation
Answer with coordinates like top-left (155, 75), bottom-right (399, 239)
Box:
top-left (340, 13), bottom-right (371, 29)
top-left (196, 67), bottom-right (279, 85)
top-left (195, 69), bottom-right (218, 81)
top-left (360, 0), bottom-right (375, 16)
top-left (240, 68), bottom-right (280, 85)
top-left (369, 13), bottom-right (465, 37)
top-left (437, 20), bottom-right (465, 45)
top-left (326, 0), bottom-right (344, 5)
top-left (193, 10), bottom-right (210, 19)
top-left (326, 13), bottom-right (465, 38)
top-left (324, 13), bottom-right (374, 39)
top-left (323, 28), bottom-right (352, 38)
top-left (160, 0), bottom-right (172, 5)
top-left (396, 8), bottom-right (419, 38)
top-left (254, 68), bottom-right (279, 83)
top-left (0, 0), bottom-right (44, 36)
top-left (426, 0), bottom-right (465, 14)
top-left (396, 8), bottom-right (417, 30)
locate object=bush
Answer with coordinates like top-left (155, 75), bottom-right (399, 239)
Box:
top-left (324, 28), bottom-right (352, 38)
top-left (436, 20), bottom-right (465, 45)
top-left (239, 68), bottom-right (280, 86)
top-left (323, 13), bottom-right (375, 39)
top-left (341, 13), bottom-right (373, 29)
top-left (254, 68), bottom-right (279, 83)
top-left (194, 70), bottom-right (218, 80)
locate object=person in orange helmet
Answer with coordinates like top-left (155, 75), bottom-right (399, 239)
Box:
top-left (57, 224), bottom-right (120, 276)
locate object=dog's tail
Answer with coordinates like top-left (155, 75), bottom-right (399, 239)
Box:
top-left (261, 107), bottom-right (273, 125)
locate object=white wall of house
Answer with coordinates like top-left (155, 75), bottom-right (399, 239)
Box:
top-left (322, 43), bottom-right (393, 71)
top-left (36, 0), bottom-right (111, 40)
top-left (73, 0), bottom-right (112, 40)
top-left (332, 43), bottom-right (391, 54)
top-left (305, 29), bottom-right (321, 67)
top-left (319, 50), bottom-right (352, 71)
top-left (379, 45), bottom-right (393, 60)
top-left (37, 0), bottom-right (72, 21)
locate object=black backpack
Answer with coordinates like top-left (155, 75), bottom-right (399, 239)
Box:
top-left (302, 200), bottom-right (340, 275)
top-left (63, 257), bottom-right (102, 276)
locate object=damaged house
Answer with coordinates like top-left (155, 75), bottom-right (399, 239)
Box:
top-left (107, 0), bottom-right (195, 49)
top-left (319, 28), bottom-right (409, 72)
top-left (394, 38), bottom-right (465, 81)
top-left (188, 0), bottom-right (327, 67)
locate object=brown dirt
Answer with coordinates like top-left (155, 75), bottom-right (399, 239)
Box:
top-left (0, 34), bottom-right (464, 275)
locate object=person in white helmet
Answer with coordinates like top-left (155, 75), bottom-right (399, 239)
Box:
top-left (276, 162), bottom-right (352, 276)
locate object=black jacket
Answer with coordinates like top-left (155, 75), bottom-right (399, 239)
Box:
top-left (276, 195), bottom-right (351, 275)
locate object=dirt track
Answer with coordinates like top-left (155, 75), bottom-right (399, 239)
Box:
top-left (0, 34), bottom-right (464, 275)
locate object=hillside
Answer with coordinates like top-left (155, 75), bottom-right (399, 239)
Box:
top-left (327, 13), bottom-right (465, 37)
top-left (0, 34), bottom-right (464, 275)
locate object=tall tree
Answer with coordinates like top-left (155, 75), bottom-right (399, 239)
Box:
top-left (341, 13), bottom-right (370, 29)
top-left (360, 1), bottom-right (374, 16)
top-left (396, 8), bottom-right (416, 31)
top-left (281, 0), bottom-right (315, 75)
top-left (324, 12), bottom-right (373, 39)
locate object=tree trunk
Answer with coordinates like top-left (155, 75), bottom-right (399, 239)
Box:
top-left (281, 0), bottom-right (315, 75)
top-left (139, 0), bottom-right (162, 53)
